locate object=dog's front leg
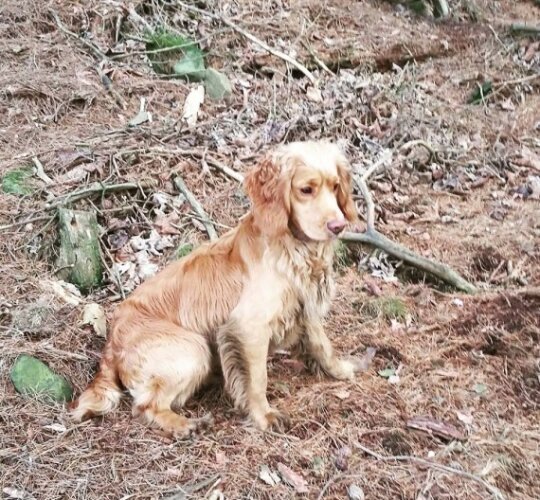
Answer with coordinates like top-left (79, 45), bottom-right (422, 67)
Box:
top-left (218, 319), bottom-right (289, 431)
top-left (301, 319), bottom-right (356, 380)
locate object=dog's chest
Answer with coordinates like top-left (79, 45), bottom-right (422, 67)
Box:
top-left (269, 249), bottom-right (334, 348)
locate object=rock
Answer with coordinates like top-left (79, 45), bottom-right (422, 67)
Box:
top-left (204, 69), bottom-right (232, 100)
top-left (10, 355), bottom-right (73, 402)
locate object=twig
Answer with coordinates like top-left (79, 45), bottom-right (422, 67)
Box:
top-left (301, 41), bottom-right (334, 76)
top-left (173, 176), bottom-right (218, 241)
top-left (399, 139), bottom-right (437, 160)
top-left (0, 215), bottom-right (54, 232)
top-left (353, 442), bottom-right (505, 500)
top-left (344, 155), bottom-right (477, 294)
top-left (175, 1), bottom-right (316, 84)
top-left (99, 242), bottom-right (126, 300)
top-left (360, 149), bottom-right (393, 183)
top-left (32, 157), bottom-right (53, 185)
top-left (49, 10), bottom-right (108, 61)
top-left (44, 181), bottom-right (156, 210)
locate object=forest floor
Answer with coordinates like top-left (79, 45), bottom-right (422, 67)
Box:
top-left (1, 0), bottom-right (539, 499)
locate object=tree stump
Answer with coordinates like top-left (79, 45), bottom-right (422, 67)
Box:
top-left (56, 208), bottom-right (103, 293)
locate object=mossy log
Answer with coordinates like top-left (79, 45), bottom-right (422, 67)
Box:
top-left (56, 208), bottom-right (103, 293)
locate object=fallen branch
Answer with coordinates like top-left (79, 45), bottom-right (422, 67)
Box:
top-left (175, 1), bottom-right (316, 84)
top-left (509, 23), bottom-right (540, 37)
top-left (44, 181), bottom-right (156, 210)
top-left (173, 176), bottom-right (218, 241)
top-left (353, 442), bottom-right (505, 500)
top-left (342, 155), bottom-right (477, 294)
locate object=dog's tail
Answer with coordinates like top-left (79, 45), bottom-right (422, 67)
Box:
top-left (70, 343), bottom-right (123, 421)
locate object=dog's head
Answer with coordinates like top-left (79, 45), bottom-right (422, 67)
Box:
top-left (244, 141), bottom-right (358, 241)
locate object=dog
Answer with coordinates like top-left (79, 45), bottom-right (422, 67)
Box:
top-left (71, 140), bottom-right (363, 436)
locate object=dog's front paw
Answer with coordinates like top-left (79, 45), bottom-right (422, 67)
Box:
top-left (328, 359), bottom-right (356, 381)
top-left (251, 408), bottom-right (291, 432)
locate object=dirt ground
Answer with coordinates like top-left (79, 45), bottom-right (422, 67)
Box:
top-left (1, 0), bottom-right (539, 499)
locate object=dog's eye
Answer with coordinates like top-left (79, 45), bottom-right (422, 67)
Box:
top-left (300, 186), bottom-right (313, 195)
top-left (333, 183), bottom-right (339, 192)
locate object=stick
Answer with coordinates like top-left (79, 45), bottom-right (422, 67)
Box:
top-left (352, 442), bottom-right (505, 500)
top-left (175, 1), bottom-right (316, 84)
top-left (0, 215), bottom-right (54, 232)
top-left (49, 10), bottom-right (108, 61)
top-left (341, 230), bottom-right (476, 293)
top-left (44, 181), bottom-right (156, 210)
top-left (173, 176), bottom-right (218, 241)
top-left (32, 157), bottom-right (53, 185)
top-left (344, 155), bottom-right (477, 294)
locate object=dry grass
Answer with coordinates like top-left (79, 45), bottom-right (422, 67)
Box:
top-left (1, 0), bottom-right (539, 498)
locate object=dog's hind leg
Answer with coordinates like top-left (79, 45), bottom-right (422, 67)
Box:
top-left (125, 323), bottom-right (213, 438)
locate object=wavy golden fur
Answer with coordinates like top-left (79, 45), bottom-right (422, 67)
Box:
top-left (71, 140), bottom-right (362, 436)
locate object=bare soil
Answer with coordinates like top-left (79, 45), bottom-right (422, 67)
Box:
top-left (1, 1), bottom-right (539, 499)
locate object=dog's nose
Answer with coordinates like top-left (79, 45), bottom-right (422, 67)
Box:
top-left (327, 219), bottom-right (346, 235)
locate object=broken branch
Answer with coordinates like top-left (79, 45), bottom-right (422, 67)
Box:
top-left (343, 155), bottom-right (477, 294)
top-left (174, 176), bottom-right (218, 241)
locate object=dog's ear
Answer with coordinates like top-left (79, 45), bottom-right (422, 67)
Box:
top-left (244, 152), bottom-right (291, 237)
top-left (336, 156), bottom-right (359, 223)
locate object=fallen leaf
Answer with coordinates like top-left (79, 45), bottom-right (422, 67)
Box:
top-left (334, 389), bottom-right (350, 400)
top-left (350, 347), bottom-right (377, 372)
top-left (3, 487), bottom-right (31, 499)
top-left (277, 463), bottom-right (308, 493)
top-left (348, 484), bottom-right (365, 500)
top-left (378, 368), bottom-right (396, 379)
top-left (40, 279), bottom-right (82, 306)
top-left (456, 411), bottom-right (474, 426)
top-left (215, 451), bottom-right (228, 465)
top-left (388, 374), bottom-right (400, 385)
top-left (407, 416), bottom-right (466, 441)
top-left (207, 490), bottom-right (224, 500)
top-left (335, 446), bottom-right (351, 471)
top-left (306, 85), bottom-right (323, 103)
top-left (182, 85), bottom-right (205, 126)
top-left (363, 278), bottom-right (383, 297)
top-left (129, 97), bottom-right (152, 127)
top-left (80, 303), bottom-right (107, 337)
top-left (259, 465), bottom-right (280, 486)
top-left (154, 210), bottom-right (181, 235)
top-left (42, 423), bottom-right (67, 433)
top-left (473, 383), bottom-right (488, 395)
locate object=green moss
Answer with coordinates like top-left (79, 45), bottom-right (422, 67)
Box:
top-left (176, 243), bottom-right (194, 259)
top-left (362, 297), bottom-right (409, 321)
top-left (2, 167), bottom-right (34, 195)
top-left (334, 241), bottom-right (355, 272)
top-left (146, 29), bottom-right (205, 80)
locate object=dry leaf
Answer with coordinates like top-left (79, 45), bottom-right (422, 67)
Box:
top-left (80, 303), bottom-right (107, 337)
top-left (334, 389), bottom-right (350, 400)
top-left (335, 446), bottom-right (351, 471)
top-left (153, 210), bottom-right (181, 235)
top-left (259, 465), bottom-right (280, 486)
top-left (277, 463), bottom-right (308, 493)
top-left (407, 416), bottom-right (465, 441)
top-left (348, 484), bottom-right (365, 500)
top-left (40, 279), bottom-right (82, 306)
top-left (182, 85), bottom-right (205, 126)
top-left (306, 86), bottom-right (323, 103)
top-left (350, 347), bottom-right (377, 372)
